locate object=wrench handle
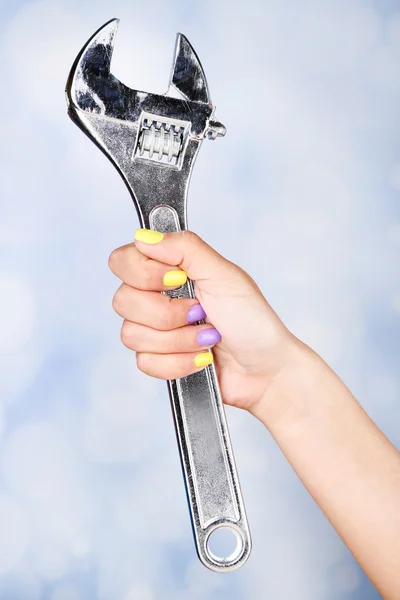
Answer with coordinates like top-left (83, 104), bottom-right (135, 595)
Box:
top-left (148, 204), bottom-right (251, 572)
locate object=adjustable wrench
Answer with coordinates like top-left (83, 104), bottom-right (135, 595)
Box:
top-left (66, 19), bottom-right (251, 572)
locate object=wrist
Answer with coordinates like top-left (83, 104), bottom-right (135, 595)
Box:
top-left (249, 336), bottom-right (330, 431)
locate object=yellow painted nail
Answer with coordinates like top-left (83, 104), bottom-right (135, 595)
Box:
top-left (194, 351), bottom-right (213, 368)
top-left (135, 228), bottom-right (164, 244)
top-left (163, 269), bottom-right (187, 287)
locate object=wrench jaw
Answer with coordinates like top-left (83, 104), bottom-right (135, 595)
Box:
top-left (65, 20), bottom-right (225, 228)
top-left (169, 33), bottom-right (212, 104)
top-left (66, 18), bottom-right (120, 120)
top-left (65, 18), bottom-right (135, 215)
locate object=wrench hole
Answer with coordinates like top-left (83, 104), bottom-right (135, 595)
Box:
top-left (206, 526), bottom-right (244, 565)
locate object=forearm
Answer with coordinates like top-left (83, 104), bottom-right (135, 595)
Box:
top-left (253, 339), bottom-right (400, 599)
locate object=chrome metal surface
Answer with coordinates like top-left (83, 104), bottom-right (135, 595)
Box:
top-left (66, 19), bottom-right (251, 572)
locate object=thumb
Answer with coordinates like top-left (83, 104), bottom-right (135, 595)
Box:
top-left (134, 229), bottom-right (235, 282)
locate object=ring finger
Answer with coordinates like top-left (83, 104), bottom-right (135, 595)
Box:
top-left (121, 320), bottom-right (222, 354)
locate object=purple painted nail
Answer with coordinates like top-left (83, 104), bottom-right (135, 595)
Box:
top-left (187, 303), bottom-right (207, 324)
top-left (197, 328), bottom-right (221, 347)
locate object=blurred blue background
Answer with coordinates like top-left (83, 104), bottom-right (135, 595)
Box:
top-left (1, 0), bottom-right (399, 598)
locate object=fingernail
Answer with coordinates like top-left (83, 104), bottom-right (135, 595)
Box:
top-left (194, 351), bottom-right (214, 368)
top-left (197, 328), bottom-right (221, 347)
top-left (187, 303), bottom-right (207, 323)
top-left (163, 269), bottom-right (187, 287)
top-left (135, 228), bottom-right (164, 244)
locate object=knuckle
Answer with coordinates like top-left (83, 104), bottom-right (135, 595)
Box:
top-left (180, 230), bottom-right (198, 245)
top-left (108, 247), bottom-right (123, 272)
top-left (120, 320), bottom-right (133, 349)
top-left (136, 352), bottom-right (150, 374)
top-left (141, 259), bottom-right (153, 288)
top-left (171, 330), bottom-right (183, 354)
top-left (156, 303), bottom-right (175, 331)
top-left (112, 287), bottom-right (124, 314)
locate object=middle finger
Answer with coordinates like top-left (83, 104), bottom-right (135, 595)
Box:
top-left (112, 284), bottom-right (205, 331)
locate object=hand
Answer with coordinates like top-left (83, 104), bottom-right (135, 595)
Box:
top-left (108, 228), bottom-right (297, 414)
top-left (109, 229), bottom-right (400, 598)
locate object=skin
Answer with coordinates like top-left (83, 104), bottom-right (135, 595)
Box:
top-left (109, 230), bottom-right (400, 599)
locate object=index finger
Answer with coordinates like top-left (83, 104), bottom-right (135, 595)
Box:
top-left (108, 242), bottom-right (186, 291)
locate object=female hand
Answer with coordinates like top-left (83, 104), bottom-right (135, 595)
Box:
top-left (109, 228), bottom-right (400, 598)
top-left (108, 228), bottom-right (298, 415)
